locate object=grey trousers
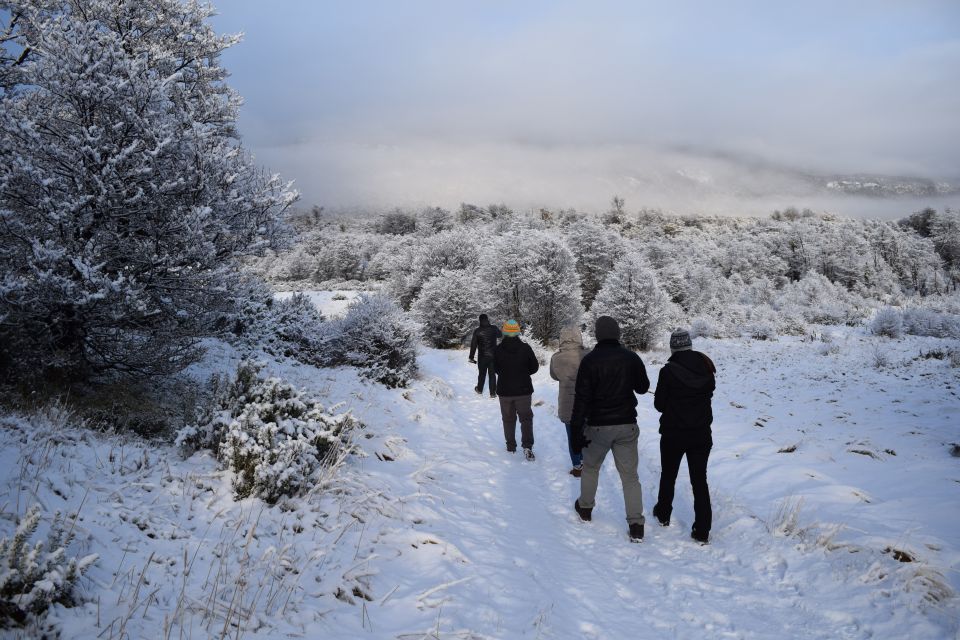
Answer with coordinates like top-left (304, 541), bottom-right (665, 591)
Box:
top-left (498, 394), bottom-right (534, 449)
top-left (578, 423), bottom-right (644, 525)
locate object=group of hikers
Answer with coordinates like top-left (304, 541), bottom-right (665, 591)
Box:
top-left (468, 314), bottom-right (716, 544)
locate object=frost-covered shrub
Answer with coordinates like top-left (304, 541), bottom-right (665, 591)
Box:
top-left (591, 253), bottom-right (678, 351)
top-left (901, 308), bottom-right (960, 338)
top-left (689, 317), bottom-right (717, 339)
top-left (0, 505), bottom-right (98, 627)
top-left (478, 231), bottom-right (582, 344)
top-left (387, 229), bottom-right (481, 309)
top-left (177, 361), bottom-right (356, 502)
top-left (327, 295), bottom-right (418, 387)
top-left (564, 221), bottom-right (626, 310)
top-left (222, 280), bottom-right (329, 366)
top-left (871, 307), bottom-right (903, 339)
top-left (411, 270), bottom-right (481, 348)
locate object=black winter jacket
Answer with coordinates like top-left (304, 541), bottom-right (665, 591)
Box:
top-left (654, 350), bottom-right (716, 445)
top-left (470, 318), bottom-right (501, 360)
top-left (570, 340), bottom-right (650, 429)
top-left (494, 337), bottom-right (539, 396)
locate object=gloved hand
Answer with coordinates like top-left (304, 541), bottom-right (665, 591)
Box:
top-left (468, 358), bottom-right (476, 364)
top-left (572, 426), bottom-right (590, 454)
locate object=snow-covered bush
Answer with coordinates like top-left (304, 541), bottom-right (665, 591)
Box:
top-left (901, 308), bottom-right (960, 338)
top-left (0, 505), bottom-right (98, 627)
top-left (871, 307), bottom-right (903, 339)
top-left (591, 253), bottom-right (678, 350)
top-left (689, 317), bottom-right (718, 339)
top-left (564, 221), bottom-right (626, 310)
top-left (375, 211), bottom-right (418, 235)
top-left (221, 280), bottom-right (329, 366)
top-left (0, 0), bottom-right (295, 383)
top-left (411, 270), bottom-right (481, 348)
top-left (177, 361), bottom-right (356, 502)
top-left (478, 231), bottom-right (582, 344)
top-left (327, 295), bottom-right (419, 387)
top-left (387, 229), bottom-right (481, 309)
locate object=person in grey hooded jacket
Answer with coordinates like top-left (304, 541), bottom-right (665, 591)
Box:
top-left (549, 325), bottom-right (589, 476)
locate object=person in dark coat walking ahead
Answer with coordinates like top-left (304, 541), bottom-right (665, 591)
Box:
top-left (570, 316), bottom-right (650, 542)
top-left (469, 313), bottom-right (501, 397)
top-left (494, 319), bottom-right (539, 460)
top-left (549, 325), bottom-right (589, 477)
top-left (652, 328), bottom-right (716, 544)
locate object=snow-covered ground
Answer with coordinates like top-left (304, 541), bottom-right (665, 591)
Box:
top-left (1, 305), bottom-right (958, 638)
top-left (274, 289), bottom-right (366, 319)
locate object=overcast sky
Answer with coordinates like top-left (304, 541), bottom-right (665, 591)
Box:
top-left (212, 1), bottom-right (960, 215)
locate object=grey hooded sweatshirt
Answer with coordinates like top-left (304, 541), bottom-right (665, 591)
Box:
top-left (549, 326), bottom-right (588, 423)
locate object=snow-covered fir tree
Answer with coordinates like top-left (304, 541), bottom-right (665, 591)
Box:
top-left (591, 253), bottom-right (679, 350)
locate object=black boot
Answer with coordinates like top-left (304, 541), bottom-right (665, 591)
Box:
top-left (691, 527), bottom-right (709, 544)
top-left (574, 499), bottom-right (592, 522)
top-left (652, 505), bottom-right (670, 527)
top-left (629, 523), bottom-right (644, 542)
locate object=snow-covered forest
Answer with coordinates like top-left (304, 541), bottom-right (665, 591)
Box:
top-left (1, 1), bottom-right (959, 639)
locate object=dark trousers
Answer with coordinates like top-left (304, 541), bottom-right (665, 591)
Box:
top-left (655, 437), bottom-right (712, 533)
top-left (477, 356), bottom-right (496, 394)
top-left (499, 394), bottom-right (533, 450)
top-left (563, 422), bottom-right (583, 467)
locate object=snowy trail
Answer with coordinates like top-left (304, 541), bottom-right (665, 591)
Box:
top-left (339, 348), bottom-right (954, 639)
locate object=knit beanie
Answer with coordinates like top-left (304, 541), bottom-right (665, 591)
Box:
top-left (502, 319), bottom-right (521, 336)
top-left (670, 328), bottom-right (692, 353)
top-left (594, 316), bottom-right (620, 342)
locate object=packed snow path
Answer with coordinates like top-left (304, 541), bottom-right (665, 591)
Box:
top-left (332, 347), bottom-right (956, 639)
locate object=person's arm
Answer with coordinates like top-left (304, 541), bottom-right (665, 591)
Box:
top-left (527, 344), bottom-right (539, 375)
top-left (549, 353), bottom-right (559, 381)
top-left (469, 330), bottom-right (478, 361)
top-left (634, 355), bottom-right (650, 395)
top-left (653, 366), bottom-right (669, 413)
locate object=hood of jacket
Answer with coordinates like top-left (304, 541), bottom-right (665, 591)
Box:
top-left (666, 350), bottom-right (713, 389)
top-left (559, 326), bottom-right (583, 351)
top-left (479, 316), bottom-right (491, 327)
top-left (499, 335), bottom-right (524, 352)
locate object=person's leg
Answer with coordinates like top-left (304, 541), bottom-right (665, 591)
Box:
top-left (517, 395), bottom-right (534, 450)
top-left (499, 396), bottom-right (517, 451)
top-left (476, 359), bottom-right (487, 392)
top-left (486, 359), bottom-right (497, 396)
top-left (686, 443), bottom-right (712, 534)
top-left (578, 427), bottom-right (611, 510)
top-left (610, 423), bottom-right (644, 526)
top-left (654, 437), bottom-right (685, 523)
top-left (564, 422), bottom-right (582, 467)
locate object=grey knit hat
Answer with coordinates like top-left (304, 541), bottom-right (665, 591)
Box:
top-left (595, 316), bottom-right (621, 342)
top-left (669, 328), bottom-right (692, 353)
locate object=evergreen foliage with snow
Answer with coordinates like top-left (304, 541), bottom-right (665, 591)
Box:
top-left (411, 270), bottom-right (481, 348)
top-left (0, 0), bottom-right (295, 383)
top-left (591, 253), bottom-right (679, 350)
top-left (326, 295), bottom-right (419, 388)
top-left (477, 231), bottom-right (581, 343)
top-left (177, 361), bottom-right (356, 503)
top-left (0, 505), bottom-right (98, 627)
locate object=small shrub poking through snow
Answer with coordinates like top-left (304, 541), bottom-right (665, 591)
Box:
top-left (177, 361), bottom-right (356, 503)
top-left (0, 505), bottom-right (98, 627)
top-left (327, 294), bottom-right (418, 387)
top-left (871, 307), bottom-right (903, 339)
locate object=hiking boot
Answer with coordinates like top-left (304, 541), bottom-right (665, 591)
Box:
top-left (569, 465), bottom-right (582, 478)
top-left (629, 523), bottom-right (644, 542)
top-left (691, 527), bottom-right (709, 544)
top-left (652, 505), bottom-right (670, 527)
top-left (506, 443), bottom-right (516, 453)
top-left (474, 386), bottom-right (482, 394)
top-left (574, 499), bottom-right (592, 522)
top-left (523, 448), bottom-right (535, 461)
top-left (490, 391), bottom-right (497, 399)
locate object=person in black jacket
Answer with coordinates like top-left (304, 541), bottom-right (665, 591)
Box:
top-left (494, 319), bottom-right (539, 460)
top-left (469, 313), bottom-right (501, 397)
top-left (570, 316), bottom-right (650, 542)
top-left (652, 328), bottom-right (716, 544)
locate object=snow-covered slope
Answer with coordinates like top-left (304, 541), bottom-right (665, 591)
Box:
top-left (1, 328), bottom-right (958, 639)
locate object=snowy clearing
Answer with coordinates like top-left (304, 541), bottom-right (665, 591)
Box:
top-left (1, 326), bottom-right (958, 639)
